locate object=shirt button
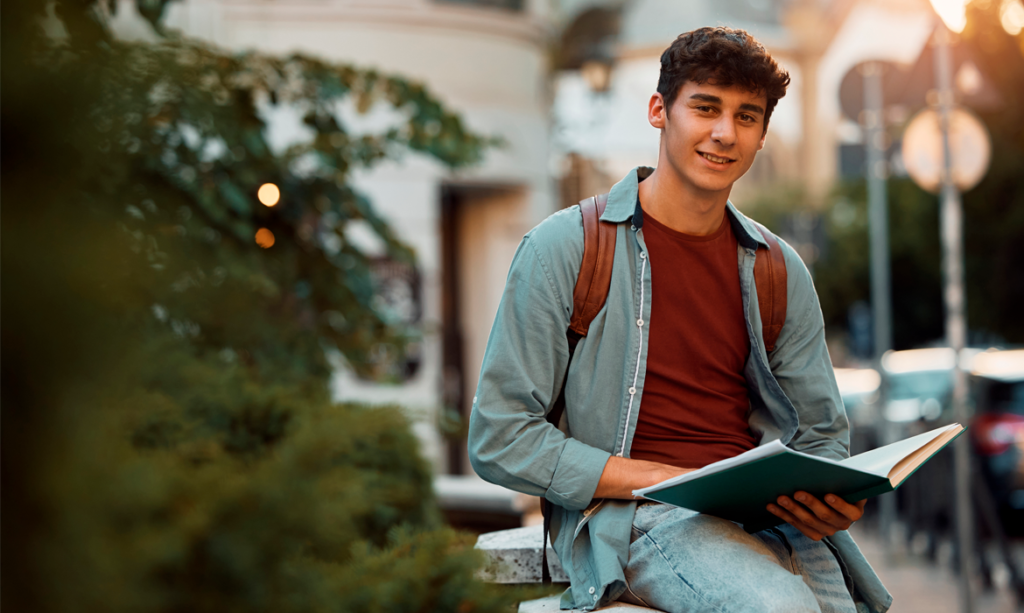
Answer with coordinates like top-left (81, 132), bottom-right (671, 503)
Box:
top-left (593, 595), bottom-right (600, 602)
top-left (637, 319), bottom-right (644, 327)
top-left (629, 386), bottom-right (636, 395)
top-left (640, 252), bottom-right (646, 259)
top-left (589, 587), bottom-right (596, 594)
top-left (630, 225), bottom-right (636, 231)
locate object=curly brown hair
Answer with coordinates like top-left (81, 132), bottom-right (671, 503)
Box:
top-left (658, 27), bottom-right (790, 133)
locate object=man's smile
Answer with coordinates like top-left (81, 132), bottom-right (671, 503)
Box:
top-left (699, 151), bottom-right (735, 164)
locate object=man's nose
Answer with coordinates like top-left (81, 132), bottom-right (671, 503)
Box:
top-left (711, 116), bottom-right (737, 146)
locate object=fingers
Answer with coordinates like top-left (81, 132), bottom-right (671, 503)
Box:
top-left (775, 495), bottom-right (840, 535)
top-left (790, 492), bottom-right (852, 531)
top-left (822, 494), bottom-right (866, 523)
top-left (766, 502), bottom-right (823, 541)
top-left (766, 493), bottom-right (866, 541)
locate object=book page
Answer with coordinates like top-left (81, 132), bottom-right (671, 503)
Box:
top-left (838, 423), bottom-right (962, 478)
top-left (633, 440), bottom-right (789, 497)
top-left (888, 427), bottom-right (964, 486)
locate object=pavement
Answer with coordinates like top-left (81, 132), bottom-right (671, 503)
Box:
top-left (850, 524), bottom-right (1021, 612)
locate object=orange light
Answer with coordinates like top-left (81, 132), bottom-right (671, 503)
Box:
top-left (255, 228), bottom-right (275, 248)
top-left (257, 183), bottom-right (280, 207)
top-left (1002, 0), bottom-right (1024, 36)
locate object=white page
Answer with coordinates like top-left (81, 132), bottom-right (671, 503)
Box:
top-left (632, 440), bottom-right (789, 498)
top-left (838, 423), bottom-right (961, 477)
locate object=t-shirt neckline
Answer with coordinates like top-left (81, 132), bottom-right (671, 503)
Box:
top-left (639, 201), bottom-right (731, 244)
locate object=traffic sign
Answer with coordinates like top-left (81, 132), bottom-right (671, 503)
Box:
top-left (901, 106), bottom-right (991, 193)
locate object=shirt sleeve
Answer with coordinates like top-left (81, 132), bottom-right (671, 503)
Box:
top-left (467, 228), bottom-right (611, 512)
top-left (768, 241), bottom-right (851, 462)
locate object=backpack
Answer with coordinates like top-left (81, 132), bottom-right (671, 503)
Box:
top-left (539, 193), bottom-right (789, 584)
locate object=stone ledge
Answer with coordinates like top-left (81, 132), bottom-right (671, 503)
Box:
top-left (519, 595), bottom-right (655, 612)
top-left (474, 524), bottom-right (568, 584)
top-left (477, 526), bottom-right (658, 612)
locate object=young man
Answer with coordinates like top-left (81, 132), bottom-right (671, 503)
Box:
top-left (468, 27), bottom-right (891, 613)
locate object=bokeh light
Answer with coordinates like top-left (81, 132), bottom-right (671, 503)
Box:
top-left (1001, 0), bottom-right (1024, 35)
top-left (257, 183), bottom-right (280, 207)
top-left (928, 0), bottom-right (969, 32)
top-left (255, 227), bottom-right (275, 248)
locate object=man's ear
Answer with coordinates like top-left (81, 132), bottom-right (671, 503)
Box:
top-left (648, 93), bottom-right (667, 130)
top-left (758, 130), bottom-right (767, 151)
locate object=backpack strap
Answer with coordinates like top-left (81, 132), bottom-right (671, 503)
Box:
top-left (569, 194), bottom-right (616, 339)
top-left (541, 193), bottom-right (615, 584)
top-left (752, 222), bottom-right (788, 352)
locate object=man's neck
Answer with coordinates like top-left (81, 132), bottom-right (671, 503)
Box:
top-left (637, 167), bottom-right (730, 236)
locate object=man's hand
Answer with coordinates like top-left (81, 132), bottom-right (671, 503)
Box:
top-left (766, 492), bottom-right (866, 541)
top-left (594, 456), bottom-right (695, 500)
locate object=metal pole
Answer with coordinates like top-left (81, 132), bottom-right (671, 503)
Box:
top-left (862, 61), bottom-right (896, 547)
top-left (934, 24), bottom-right (974, 613)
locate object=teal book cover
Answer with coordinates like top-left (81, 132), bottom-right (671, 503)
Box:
top-left (633, 424), bottom-right (965, 533)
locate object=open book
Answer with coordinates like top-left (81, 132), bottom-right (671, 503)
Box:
top-left (632, 423), bottom-right (965, 533)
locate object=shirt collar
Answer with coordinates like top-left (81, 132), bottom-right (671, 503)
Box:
top-left (602, 166), bottom-right (767, 250)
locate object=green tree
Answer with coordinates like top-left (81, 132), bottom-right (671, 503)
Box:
top-left (959, 0), bottom-right (1024, 344)
top-left (2, 3), bottom-right (513, 612)
top-left (812, 179), bottom-right (945, 352)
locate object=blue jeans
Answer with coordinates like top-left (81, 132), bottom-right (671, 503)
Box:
top-left (619, 503), bottom-right (858, 613)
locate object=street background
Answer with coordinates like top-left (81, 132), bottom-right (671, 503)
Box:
top-left (4, 1), bottom-right (1024, 612)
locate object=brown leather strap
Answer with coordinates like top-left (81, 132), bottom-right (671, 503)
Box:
top-left (543, 193), bottom-right (615, 586)
top-left (752, 222), bottom-right (788, 352)
top-left (569, 194), bottom-right (616, 337)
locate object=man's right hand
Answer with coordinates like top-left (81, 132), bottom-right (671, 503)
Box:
top-left (594, 456), bottom-right (695, 500)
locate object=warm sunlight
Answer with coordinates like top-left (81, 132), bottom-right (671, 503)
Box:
top-left (928, 0), bottom-right (969, 32)
top-left (1001, 0), bottom-right (1024, 35)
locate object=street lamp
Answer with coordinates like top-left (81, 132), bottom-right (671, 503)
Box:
top-left (929, 0), bottom-right (969, 33)
top-left (923, 1), bottom-right (974, 611)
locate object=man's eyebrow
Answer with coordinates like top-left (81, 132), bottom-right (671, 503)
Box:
top-left (689, 93), bottom-right (722, 105)
top-left (688, 93), bottom-right (765, 116)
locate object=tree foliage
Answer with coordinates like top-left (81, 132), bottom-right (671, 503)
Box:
top-left (2, 3), bottom-right (511, 612)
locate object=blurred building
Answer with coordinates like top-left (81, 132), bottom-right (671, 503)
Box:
top-left (553, 0), bottom-right (936, 232)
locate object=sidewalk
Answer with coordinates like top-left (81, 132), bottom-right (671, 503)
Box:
top-left (850, 524), bottom-right (1021, 612)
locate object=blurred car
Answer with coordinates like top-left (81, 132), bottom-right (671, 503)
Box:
top-left (879, 348), bottom-right (980, 424)
top-left (970, 349), bottom-right (1024, 539)
top-left (877, 347), bottom-right (980, 557)
top-left (833, 367), bottom-right (881, 456)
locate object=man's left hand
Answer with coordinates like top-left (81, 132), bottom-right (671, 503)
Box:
top-left (766, 492), bottom-right (866, 541)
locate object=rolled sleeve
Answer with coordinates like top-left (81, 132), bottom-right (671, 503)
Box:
top-left (468, 226), bottom-right (611, 511)
top-left (546, 438), bottom-right (611, 510)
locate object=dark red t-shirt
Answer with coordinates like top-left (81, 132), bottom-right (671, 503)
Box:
top-left (629, 206), bottom-right (757, 469)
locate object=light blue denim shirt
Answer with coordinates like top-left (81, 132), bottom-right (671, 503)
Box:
top-left (468, 167), bottom-right (892, 612)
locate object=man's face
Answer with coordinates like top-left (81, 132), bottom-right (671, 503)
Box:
top-left (649, 80), bottom-right (768, 199)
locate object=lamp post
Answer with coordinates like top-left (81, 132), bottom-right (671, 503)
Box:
top-left (936, 26), bottom-right (974, 612)
top-left (860, 60), bottom-right (896, 549)
top-left (924, 1), bottom-right (973, 610)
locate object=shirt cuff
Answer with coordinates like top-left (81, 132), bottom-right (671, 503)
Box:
top-left (545, 439), bottom-right (612, 511)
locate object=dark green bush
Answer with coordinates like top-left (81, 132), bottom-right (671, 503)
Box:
top-left (2, 4), bottom-right (512, 612)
